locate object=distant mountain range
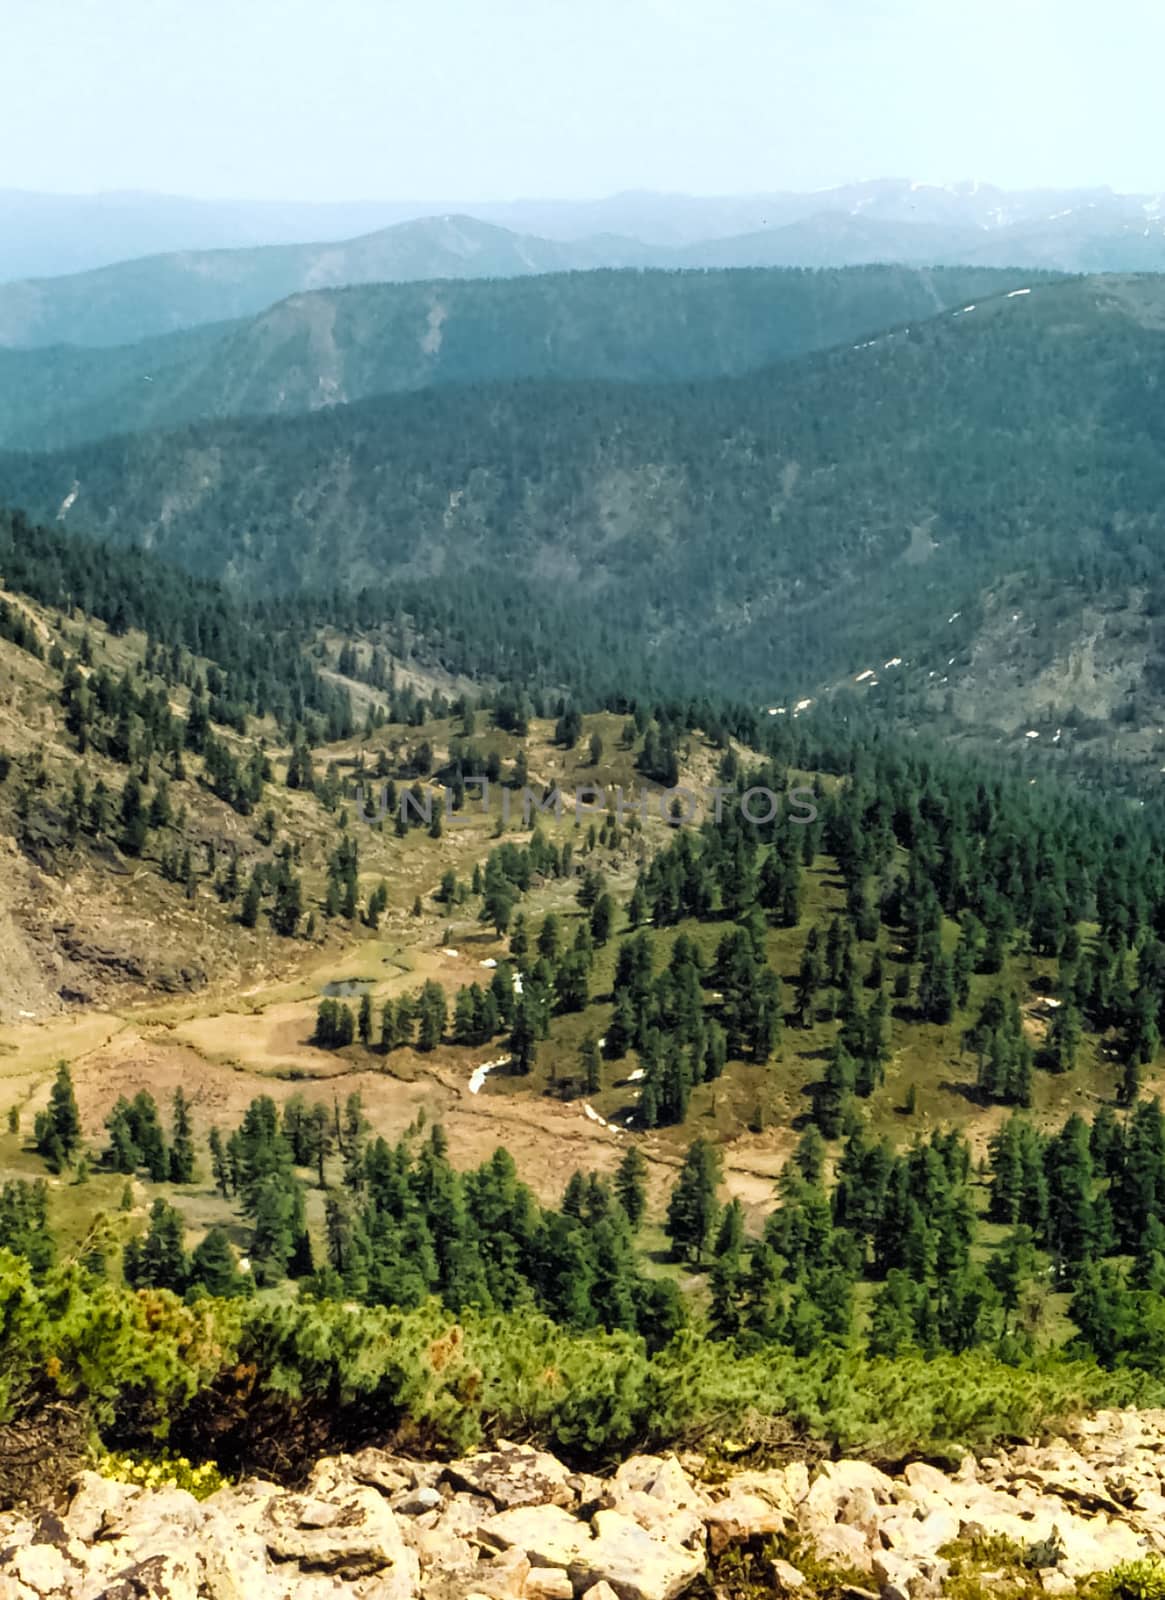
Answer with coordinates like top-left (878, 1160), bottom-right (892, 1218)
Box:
top-left (0, 216), bottom-right (657, 349)
top-left (4, 180), bottom-right (1165, 348)
top-left (0, 265), bottom-right (1041, 450)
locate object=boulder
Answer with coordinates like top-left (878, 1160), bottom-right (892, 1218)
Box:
top-left (1039, 1573), bottom-right (1076, 1596)
top-left (445, 1447), bottom-right (577, 1512)
top-left (526, 1568), bottom-right (574, 1599)
top-left (63, 1472), bottom-right (142, 1543)
top-left (772, 1559), bottom-right (805, 1592)
top-left (901, 1465), bottom-right (953, 1503)
top-left (811, 1522), bottom-right (875, 1573)
top-left (703, 1491), bottom-right (788, 1555)
top-left (349, 1451), bottom-right (421, 1498)
top-left (100, 1486), bottom-right (203, 1551)
top-left (471, 1548), bottom-right (531, 1599)
top-left (478, 1505), bottom-right (594, 1571)
top-left (826, 1462), bottom-right (897, 1504)
top-left (583, 1510), bottom-right (706, 1600)
top-left (97, 1550), bottom-right (202, 1600)
top-left (872, 1550), bottom-right (919, 1600)
top-left (263, 1485), bottom-right (417, 1584)
top-left (840, 1486), bottom-right (880, 1533)
top-left (783, 1462), bottom-right (811, 1505)
top-left (0, 1545), bottom-right (74, 1598)
top-left (478, 1504), bottom-right (705, 1600)
top-left (714, 1469), bottom-right (795, 1519)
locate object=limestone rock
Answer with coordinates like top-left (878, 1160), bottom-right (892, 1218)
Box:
top-left (526, 1567), bottom-right (574, 1599)
top-left (444, 1446), bottom-right (576, 1512)
top-left (477, 1504), bottom-right (593, 1570)
top-left (0, 1546), bottom-right (73, 1598)
top-left (263, 1485), bottom-right (416, 1582)
top-left (62, 1472), bottom-right (141, 1543)
top-left (394, 1488), bottom-right (444, 1517)
top-left (772, 1559), bottom-right (805, 1591)
top-left (583, 1509), bottom-right (706, 1600)
top-left (703, 1490), bottom-right (788, 1555)
top-left (98, 1549), bottom-right (202, 1600)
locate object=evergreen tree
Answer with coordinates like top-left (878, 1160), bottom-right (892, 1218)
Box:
top-left (666, 1139), bottom-right (722, 1264)
top-left (615, 1146), bottom-right (648, 1230)
top-left (35, 1062), bottom-right (82, 1165)
top-left (189, 1226), bottom-right (249, 1297)
top-left (168, 1088), bottom-right (196, 1183)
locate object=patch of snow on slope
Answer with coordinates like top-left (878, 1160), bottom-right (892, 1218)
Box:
top-left (469, 1057), bottom-right (509, 1094)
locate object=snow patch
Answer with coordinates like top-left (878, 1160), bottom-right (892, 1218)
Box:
top-left (855, 669), bottom-right (876, 683)
top-left (469, 1057), bottom-right (509, 1094)
top-left (884, 657), bottom-right (903, 669)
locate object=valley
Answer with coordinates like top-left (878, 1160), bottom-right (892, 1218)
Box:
top-left (4, 205), bottom-right (1165, 1592)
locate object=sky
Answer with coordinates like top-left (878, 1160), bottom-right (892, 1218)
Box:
top-left (5, 0), bottom-right (1164, 201)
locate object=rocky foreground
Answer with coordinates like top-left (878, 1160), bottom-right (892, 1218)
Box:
top-left (5, 1411), bottom-right (1165, 1600)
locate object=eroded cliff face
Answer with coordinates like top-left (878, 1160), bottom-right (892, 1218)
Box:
top-left (4, 1411), bottom-right (1165, 1600)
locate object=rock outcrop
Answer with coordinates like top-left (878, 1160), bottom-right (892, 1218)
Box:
top-left (5, 1413), bottom-right (1165, 1599)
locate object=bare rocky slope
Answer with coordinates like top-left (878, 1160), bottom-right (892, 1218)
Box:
top-left (5, 1413), bottom-right (1165, 1600)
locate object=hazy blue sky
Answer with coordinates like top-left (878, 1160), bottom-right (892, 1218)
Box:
top-left (7, 0), bottom-right (1163, 200)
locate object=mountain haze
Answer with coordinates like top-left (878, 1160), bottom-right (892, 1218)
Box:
top-left (6, 180), bottom-right (1165, 349)
top-left (0, 265), bottom-right (1043, 450)
top-left (0, 215), bottom-right (655, 348)
top-left (6, 176), bottom-right (1165, 277)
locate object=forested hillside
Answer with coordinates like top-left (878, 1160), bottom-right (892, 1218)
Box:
top-left (9, 497), bottom-right (1165, 1494)
top-left (4, 275), bottom-right (1163, 729)
top-left (0, 265), bottom-right (1041, 450)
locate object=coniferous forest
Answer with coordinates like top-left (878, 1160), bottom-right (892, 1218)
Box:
top-left (6, 252), bottom-right (1165, 1504)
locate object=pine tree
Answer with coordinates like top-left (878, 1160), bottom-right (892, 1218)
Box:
top-left (41, 1062), bottom-right (82, 1164)
top-left (816, 1042), bottom-right (855, 1139)
top-left (189, 1226), bottom-right (249, 1297)
top-left (168, 1088), bottom-right (196, 1183)
top-left (240, 876), bottom-right (262, 928)
top-left (208, 1126), bottom-right (231, 1198)
top-left (709, 1198), bottom-right (746, 1338)
top-left (581, 1035), bottom-right (601, 1095)
top-left (510, 998), bottom-right (537, 1076)
top-left (124, 1197), bottom-right (187, 1292)
top-left (615, 1146), bottom-right (648, 1230)
top-left (665, 1138), bottom-right (722, 1264)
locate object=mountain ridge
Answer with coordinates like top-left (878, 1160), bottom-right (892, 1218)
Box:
top-left (7, 183), bottom-right (1165, 349)
top-left (3, 273), bottom-right (1164, 753)
top-left (0, 264), bottom-right (1045, 450)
